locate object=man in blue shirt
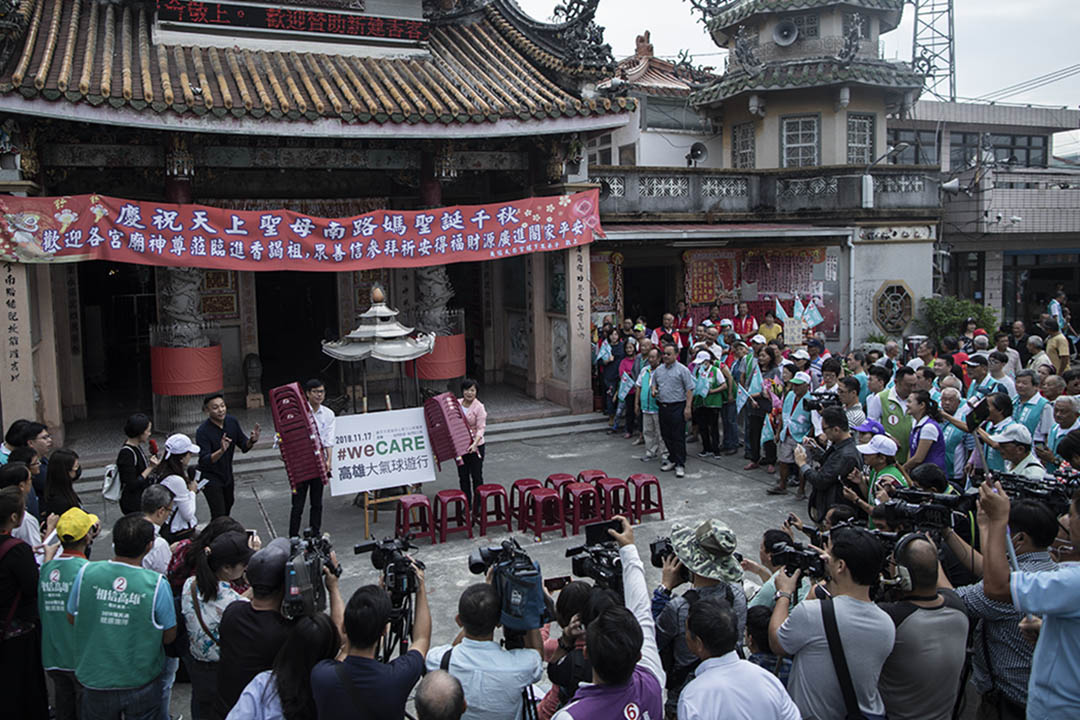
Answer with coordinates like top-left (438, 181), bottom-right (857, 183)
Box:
top-left (425, 584), bottom-right (543, 720)
top-left (196, 393), bottom-right (260, 518)
top-left (980, 474), bottom-right (1080, 720)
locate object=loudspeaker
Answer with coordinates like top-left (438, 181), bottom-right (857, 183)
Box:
top-left (773, 19), bottom-right (799, 47)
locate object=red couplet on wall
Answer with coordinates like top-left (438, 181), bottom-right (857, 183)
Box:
top-left (150, 345), bottom-right (224, 396)
top-left (408, 334), bottom-right (466, 380)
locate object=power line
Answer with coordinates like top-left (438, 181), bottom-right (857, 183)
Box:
top-left (977, 63), bottom-right (1080, 101)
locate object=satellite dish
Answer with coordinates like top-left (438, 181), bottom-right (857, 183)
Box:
top-left (689, 143), bottom-right (709, 163)
top-left (773, 19), bottom-right (799, 47)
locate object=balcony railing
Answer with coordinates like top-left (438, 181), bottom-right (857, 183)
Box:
top-left (944, 167), bottom-right (1080, 235)
top-left (588, 165), bottom-right (942, 219)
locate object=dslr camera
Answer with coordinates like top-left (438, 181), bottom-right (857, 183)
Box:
top-left (802, 391), bottom-right (841, 413)
top-left (649, 536), bottom-right (690, 585)
top-left (769, 541), bottom-right (826, 578)
top-left (355, 536), bottom-right (425, 601)
top-left (469, 539), bottom-right (551, 632)
top-left (283, 530), bottom-right (342, 619)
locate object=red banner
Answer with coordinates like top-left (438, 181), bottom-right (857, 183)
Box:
top-left (0, 191), bottom-right (601, 272)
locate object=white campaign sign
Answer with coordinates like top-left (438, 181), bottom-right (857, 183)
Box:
top-left (329, 408), bottom-right (436, 496)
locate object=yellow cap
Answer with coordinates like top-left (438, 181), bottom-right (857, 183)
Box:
top-left (56, 507), bottom-right (100, 543)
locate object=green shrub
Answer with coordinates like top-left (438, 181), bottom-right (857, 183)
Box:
top-left (918, 296), bottom-right (998, 345)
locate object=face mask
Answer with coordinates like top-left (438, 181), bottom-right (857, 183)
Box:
top-left (72, 467), bottom-right (82, 482)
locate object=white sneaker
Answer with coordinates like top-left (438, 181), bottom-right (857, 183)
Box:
top-left (640, 453), bottom-right (657, 462)
top-left (660, 461), bottom-right (676, 472)
top-left (697, 450), bottom-right (712, 458)
top-left (675, 465), bottom-right (685, 478)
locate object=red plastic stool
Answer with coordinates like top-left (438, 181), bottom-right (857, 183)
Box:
top-left (475, 484), bottom-right (512, 536)
top-left (395, 494), bottom-right (436, 545)
top-left (510, 479), bottom-right (543, 529)
top-left (628, 473), bottom-right (665, 522)
top-left (433, 489), bottom-right (473, 544)
top-left (521, 487), bottom-right (566, 540)
top-left (595, 477), bottom-right (632, 521)
top-left (564, 482), bottom-right (602, 535)
top-left (546, 473), bottom-right (575, 494)
top-left (577, 469), bottom-right (607, 486)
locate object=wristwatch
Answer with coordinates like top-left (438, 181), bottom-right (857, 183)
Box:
top-left (656, 584), bottom-right (672, 597)
top-left (774, 591), bottom-right (794, 603)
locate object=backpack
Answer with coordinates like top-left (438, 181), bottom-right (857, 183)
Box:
top-left (102, 445), bottom-right (138, 503)
top-left (660, 584), bottom-right (735, 691)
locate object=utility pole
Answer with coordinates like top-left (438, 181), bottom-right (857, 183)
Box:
top-left (910, 0), bottom-right (956, 102)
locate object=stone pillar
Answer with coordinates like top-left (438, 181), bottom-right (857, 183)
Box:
top-left (565, 245), bottom-right (593, 413)
top-left (1, 261), bottom-right (35, 431)
top-left (30, 265), bottom-right (63, 442)
top-left (526, 252), bottom-right (546, 398)
top-left (53, 264), bottom-right (87, 422)
top-left (983, 250), bottom-right (1004, 321)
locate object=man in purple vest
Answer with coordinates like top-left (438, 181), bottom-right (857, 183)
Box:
top-left (552, 516), bottom-right (665, 720)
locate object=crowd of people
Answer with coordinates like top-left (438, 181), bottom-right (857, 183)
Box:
top-left (1, 296), bottom-right (1079, 720)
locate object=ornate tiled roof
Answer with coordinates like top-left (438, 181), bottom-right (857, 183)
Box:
top-left (598, 31), bottom-right (718, 97)
top-left (690, 57), bottom-right (922, 106)
top-left (0, 0), bottom-right (632, 126)
top-left (705, 0), bottom-right (904, 35)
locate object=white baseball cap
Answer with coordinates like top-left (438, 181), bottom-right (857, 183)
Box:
top-left (719, 318), bottom-right (734, 327)
top-left (792, 349), bottom-right (810, 360)
top-left (856, 434), bottom-right (899, 456)
top-left (751, 334), bottom-right (767, 345)
top-left (791, 371), bottom-right (812, 385)
top-left (164, 433), bottom-right (200, 459)
top-left (991, 424), bottom-right (1033, 446)
top-left (694, 351), bottom-right (712, 364)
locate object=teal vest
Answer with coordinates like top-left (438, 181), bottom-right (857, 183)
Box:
top-left (854, 372), bottom-right (870, 405)
top-left (942, 408), bottom-right (969, 479)
top-left (39, 554), bottom-right (88, 671)
top-left (982, 417), bottom-right (1016, 473)
top-left (1013, 395), bottom-right (1049, 438)
top-left (781, 392), bottom-right (812, 443)
top-left (878, 389), bottom-right (914, 465)
top-left (638, 367), bottom-right (658, 413)
top-left (73, 561), bottom-right (167, 689)
top-left (1047, 421), bottom-right (1079, 472)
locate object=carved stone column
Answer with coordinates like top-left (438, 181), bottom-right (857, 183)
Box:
top-left (414, 149), bottom-right (458, 392)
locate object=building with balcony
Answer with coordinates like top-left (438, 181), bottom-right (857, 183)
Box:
top-left (582, 0), bottom-right (939, 348)
top-left (888, 100), bottom-right (1080, 328)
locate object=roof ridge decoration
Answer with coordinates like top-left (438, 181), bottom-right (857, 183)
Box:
top-left (684, 0), bottom-right (905, 34)
top-left (0, 0), bottom-right (36, 68)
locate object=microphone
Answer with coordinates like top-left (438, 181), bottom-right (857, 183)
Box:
top-left (149, 438), bottom-right (159, 456)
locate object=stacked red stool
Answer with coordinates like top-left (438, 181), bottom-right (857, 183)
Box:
top-left (395, 494), bottom-right (436, 545)
top-left (546, 473), bottom-right (576, 496)
top-left (521, 486), bottom-right (566, 540)
top-left (628, 473), bottom-right (665, 522)
top-left (563, 482), bottom-right (602, 534)
top-left (595, 477), bottom-right (633, 521)
top-left (433, 489), bottom-right (472, 544)
top-left (475, 484), bottom-right (513, 536)
top-left (577, 469), bottom-right (607, 486)
top-left (510, 479), bottom-right (542, 529)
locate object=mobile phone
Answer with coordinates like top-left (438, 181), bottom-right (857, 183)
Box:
top-left (585, 519), bottom-right (622, 546)
top-left (197, 478), bottom-right (210, 490)
top-left (246, 529), bottom-right (257, 543)
top-left (544, 576), bottom-right (573, 592)
top-left (786, 513), bottom-right (798, 525)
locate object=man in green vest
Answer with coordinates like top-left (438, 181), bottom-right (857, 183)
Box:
top-left (66, 513), bottom-right (177, 719)
top-left (40, 508), bottom-right (98, 720)
top-left (868, 366), bottom-right (916, 465)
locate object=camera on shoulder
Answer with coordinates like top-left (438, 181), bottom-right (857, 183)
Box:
top-left (469, 538), bottom-right (551, 632)
top-left (283, 529), bottom-right (341, 619)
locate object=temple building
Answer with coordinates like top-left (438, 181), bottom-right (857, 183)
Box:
top-left (0, 0), bottom-right (635, 440)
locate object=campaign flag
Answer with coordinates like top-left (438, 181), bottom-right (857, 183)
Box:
top-left (761, 415), bottom-right (775, 445)
top-left (747, 363), bottom-right (764, 396)
top-left (736, 383), bottom-right (751, 413)
top-left (803, 300), bottom-right (825, 329)
top-left (774, 298), bottom-right (789, 324)
top-left (793, 295), bottom-right (805, 322)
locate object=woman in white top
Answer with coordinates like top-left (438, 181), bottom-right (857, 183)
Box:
top-left (457, 378), bottom-right (487, 515)
top-left (155, 433), bottom-right (201, 542)
top-left (183, 530), bottom-right (253, 720)
top-left (226, 613), bottom-right (341, 720)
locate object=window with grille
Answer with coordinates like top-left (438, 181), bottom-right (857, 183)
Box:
top-left (950, 132), bottom-right (1048, 168)
top-left (791, 14), bottom-right (819, 38)
top-left (782, 116), bottom-right (819, 168)
top-left (847, 114), bottom-right (875, 165)
top-left (887, 129), bottom-right (939, 165)
top-left (733, 122), bottom-right (755, 169)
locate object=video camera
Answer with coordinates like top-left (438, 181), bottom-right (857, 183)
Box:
top-left (803, 391), bottom-right (842, 413)
top-left (282, 530), bottom-right (342, 619)
top-left (355, 535), bottom-right (425, 600)
top-left (649, 536), bottom-right (691, 585)
top-left (469, 539), bottom-right (551, 632)
top-left (981, 472), bottom-right (1079, 517)
top-left (828, 521), bottom-right (902, 554)
top-left (769, 541), bottom-right (826, 578)
top-left (892, 487), bottom-right (978, 515)
top-left (875, 499), bottom-right (955, 531)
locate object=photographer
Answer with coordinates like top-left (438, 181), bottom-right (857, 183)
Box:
top-left (543, 582), bottom-right (603, 718)
top-left (425, 583), bottom-right (543, 720)
top-left (845, 435), bottom-right (907, 518)
top-left (979, 481), bottom-right (1080, 718)
top-left (940, 498), bottom-right (1058, 718)
top-left (794, 407), bottom-right (862, 523)
top-left (979, 424), bottom-right (1045, 479)
top-left (310, 568), bottom-right (431, 720)
top-left (216, 537), bottom-right (345, 718)
top-left (745, 529), bottom-right (812, 611)
top-left (552, 516), bottom-right (665, 720)
top-left (783, 505), bottom-right (856, 552)
top-left (677, 596), bottom-right (800, 720)
top-left (769, 526), bottom-right (895, 720)
top-left (876, 535), bottom-right (969, 720)
top-left (653, 520), bottom-right (746, 717)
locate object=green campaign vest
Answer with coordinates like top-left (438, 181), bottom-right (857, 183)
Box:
top-left (73, 561), bottom-right (167, 690)
top-left (39, 554), bottom-right (88, 671)
top-left (878, 389), bottom-right (914, 465)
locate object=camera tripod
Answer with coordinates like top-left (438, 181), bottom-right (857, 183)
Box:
top-left (378, 590), bottom-right (416, 663)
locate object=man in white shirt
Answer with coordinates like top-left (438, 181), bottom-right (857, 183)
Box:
top-left (426, 584), bottom-right (543, 720)
top-left (289, 379), bottom-right (336, 538)
top-left (995, 332), bottom-right (1023, 377)
top-left (678, 595), bottom-right (799, 720)
top-left (988, 351), bottom-right (1017, 399)
top-left (140, 484), bottom-right (174, 574)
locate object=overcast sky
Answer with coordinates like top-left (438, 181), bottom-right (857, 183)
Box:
top-left (515, 0), bottom-right (1080, 154)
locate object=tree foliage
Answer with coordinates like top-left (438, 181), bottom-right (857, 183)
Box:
top-left (918, 296), bottom-right (998, 345)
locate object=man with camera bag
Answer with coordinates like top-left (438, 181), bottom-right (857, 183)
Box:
top-left (768, 526), bottom-right (895, 720)
top-left (652, 520), bottom-right (746, 719)
top-left (794, 407), bottom-right (862, 524)
top-left (425, 583), bottom-right (543, 720)
top-left (311, 565), bottom-right (431, 720)
top-left (552, 516), bottom-right (665, 720)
